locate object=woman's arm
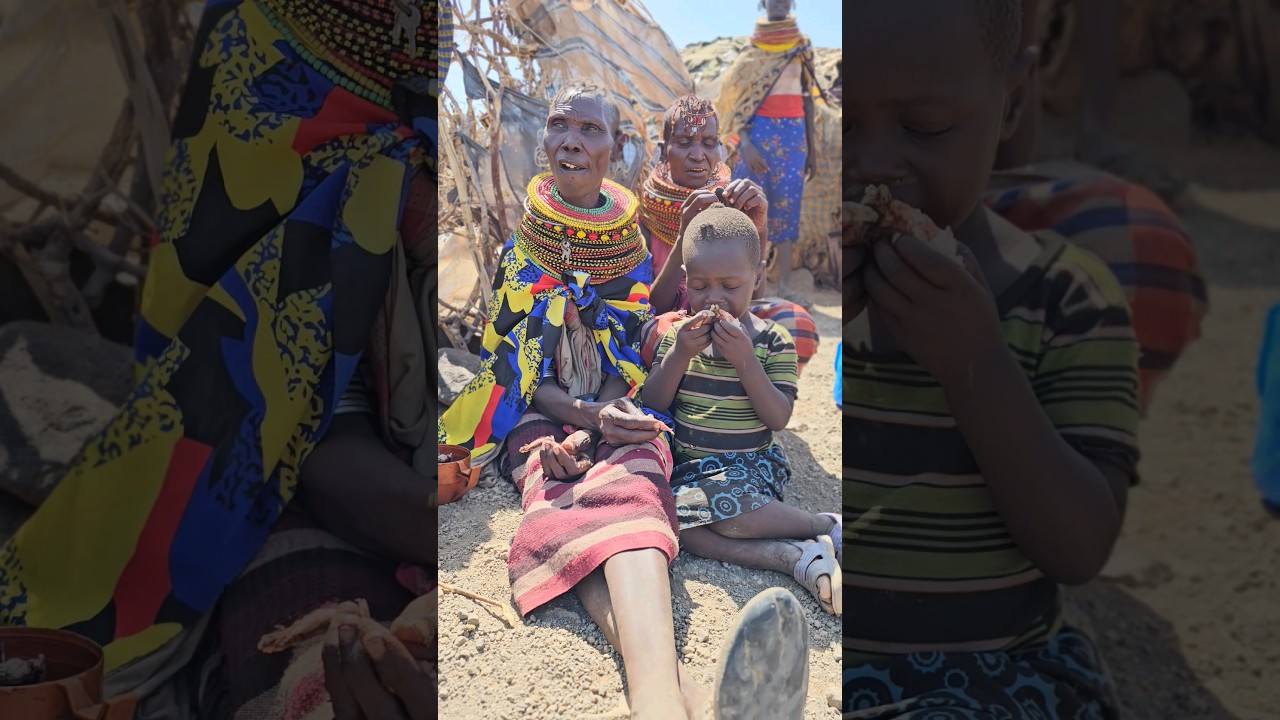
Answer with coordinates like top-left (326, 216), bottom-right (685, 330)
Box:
top-left (650, 190), bottom-right (722, 314)
top-left (649, 228), bottom-right (686, 315)
top-left (300, 414), bottom-right (434, 566)
top-left (531, 374), bottom-right (631, 430)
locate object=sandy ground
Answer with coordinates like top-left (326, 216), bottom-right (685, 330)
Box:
top-left (1032, 82), bottom-right (1280, 719)
top-left (437, 288), bottom-right (844, 720)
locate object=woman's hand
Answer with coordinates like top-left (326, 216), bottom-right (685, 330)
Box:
top-left (679, 189), bottom-right (722, 241)
top-left (739, 138), bottom-right (770, 176)
top-left (721, 179), bottom-right (768, 240)
top-left (520, 431), bottom-right (595, 480)
top-left (597, 398), bottom-right (670, 446)
top-left (323, 611), bottom-right (434, 720)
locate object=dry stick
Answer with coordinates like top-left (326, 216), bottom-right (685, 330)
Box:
top-left (100, 0), bottom-right (170, 198)
top-left (71, 232), bottom-right (147, 279)
top-left (84, 163), bottom-right (152, 306)
top-left (39, 227), bottom-right (98, 334)
top-left (439, 94), bottom-right (496, 315)
top-left (0, 163), bottom-right (124, 227)
top-left (438, 581), bottom-right (519, 627)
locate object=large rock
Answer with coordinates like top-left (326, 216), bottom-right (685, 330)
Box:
top-left (439, 348), bottom-right (481, 407)
top-left (0, 322), bottom-right (132, 507)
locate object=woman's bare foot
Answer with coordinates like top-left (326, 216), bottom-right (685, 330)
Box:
top-left (679, 665), bottom-right (711, 719)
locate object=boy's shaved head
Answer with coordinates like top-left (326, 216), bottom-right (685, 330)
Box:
top-left (683, 205), bottom-right (760, 267)
top-left (976, 0), bottom-right (1022, 70)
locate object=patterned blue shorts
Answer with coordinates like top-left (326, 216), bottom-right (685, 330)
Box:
top-left (671, 444), bottom-right (790, 529)
top-left (844, 626), bottom-right (1119, 719)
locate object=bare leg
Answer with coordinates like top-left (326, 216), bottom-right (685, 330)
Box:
top-left (710, 499), bottom-right (834, 540)
top-left (577, 569), bottom-right (708, 719)
top-left (588, 548), bottom-right (687, 719)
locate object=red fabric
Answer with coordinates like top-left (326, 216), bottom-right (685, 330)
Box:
top-left (756, 94), bottom-right (804, 118)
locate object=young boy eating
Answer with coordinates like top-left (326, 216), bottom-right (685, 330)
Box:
top-left (642, 205), bottom-right (842, 616)
top-left (843, 0), bottom-right (1140, 716)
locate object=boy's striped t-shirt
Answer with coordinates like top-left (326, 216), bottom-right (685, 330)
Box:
top-left (842, 234), bottom-right (1141, 663)
top-left (649, 318), bottom-right (799, 462)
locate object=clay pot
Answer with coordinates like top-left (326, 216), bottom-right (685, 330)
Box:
top-left (438, 444), bottom-right (480, 505)
top-left (0, 627), bottom-right (136, 720)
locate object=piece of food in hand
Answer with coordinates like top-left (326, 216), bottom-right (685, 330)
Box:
top-left (847, 184), bottom-right (961, 262)
top-left (0, 645), bottom-right (45, 686)
top-left (603, 398), bottom-right (674, 435)
top-left (259, 599), bottom-right (372, 653)
top-left (519, 433), bottom-right (590, 456)
top-left (518, 436), bottom-right (558, 454)
top-left (843, 200), bottom-right (880, 231)
top-left (390, 589), bottom-right (437, 655)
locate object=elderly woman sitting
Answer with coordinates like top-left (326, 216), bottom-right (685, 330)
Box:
top-left (439, 83), bottom-right (810, 720)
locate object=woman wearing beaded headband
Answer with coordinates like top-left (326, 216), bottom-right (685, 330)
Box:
top-left (0, 1), bottom-right (442, 718)
top-left (716, 0), bottom-right (819, 305)
top-left (642, 94), bottom-right (823, 378)
top-left (439, 83), bottom-right (808, 719)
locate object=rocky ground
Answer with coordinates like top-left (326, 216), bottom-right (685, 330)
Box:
top-left (437, 281), bottom-right (844, 719)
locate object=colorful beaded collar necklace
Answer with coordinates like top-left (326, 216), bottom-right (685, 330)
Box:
top-left (639, 162), bottom-right (731, 248)
top-left (516, 173), bottom-right (646, 283)
top-left (257, 0), bottom-right (435, 109)
top-left (751, 16), bottom-right (801, 52)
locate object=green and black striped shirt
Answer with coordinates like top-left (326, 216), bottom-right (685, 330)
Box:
top-left (843, 234), bottom-right (1140, 663)
top-left (650, 319), bottom-right (799, 463)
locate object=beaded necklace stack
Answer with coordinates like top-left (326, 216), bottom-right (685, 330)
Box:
top-left (256, 0), bottom-right (436, 109)
top-left (751, 15), bottom-right (802, 52)
top-left (515, 173), bottom-right (647, 282)
top-left (639, 162), bottom-right (731, 247)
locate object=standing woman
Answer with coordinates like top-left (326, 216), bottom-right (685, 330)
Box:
top-left (715, 0), bottom-right (819, 304)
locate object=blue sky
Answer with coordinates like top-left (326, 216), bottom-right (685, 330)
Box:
top-left (642, 0), bottom-right (842, 52)
top-left (442, 0), bottom-right (840, 99)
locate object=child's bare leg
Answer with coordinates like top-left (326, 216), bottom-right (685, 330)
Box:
top-left (576, 567), bottom-right (708, 719)
top-left (584, 548), bottom-right (687, 719)
top-left (681, 527), bottom-right (832, 610)
top-left (709, 499), bottom-right (835, 541)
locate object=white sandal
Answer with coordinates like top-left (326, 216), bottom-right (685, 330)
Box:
top-left (819, 512), bottom-right (842, 564)
top-left (788, 536), bottom-right (842, 616)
